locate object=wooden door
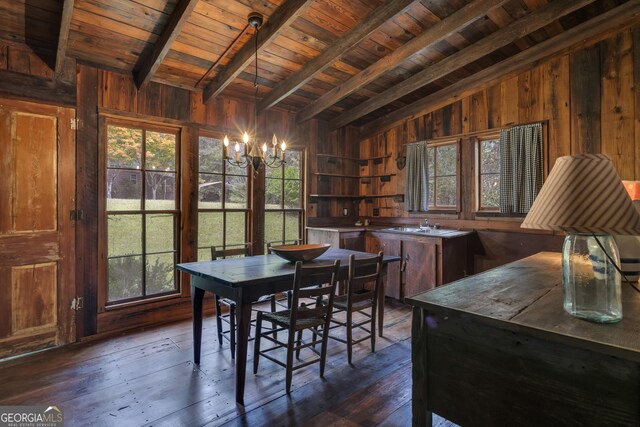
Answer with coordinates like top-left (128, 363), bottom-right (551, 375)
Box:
top-left (403, 239), bottom-right (436, 299)
top-left (0, 98), bottom-right (76, 359)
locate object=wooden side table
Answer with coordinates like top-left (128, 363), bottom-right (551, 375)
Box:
top-left (407, 252), bottom-right (640, 427)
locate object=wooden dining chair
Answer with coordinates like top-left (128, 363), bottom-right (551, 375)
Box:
top-left (253, 260), bottom-right (340, 394)
top-left (266, 238), bottom-right (303, 308)
top-left (211, 243), bottom-right (276, 359)
top-left (328, 251), bottom-right (383, 364)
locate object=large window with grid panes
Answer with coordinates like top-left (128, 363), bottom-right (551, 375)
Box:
top-left (427, 139), bottom-right (459, 210)
top-left (264, 149), bottom-right (304, 251)
top-left (197, 134), bottom-right (250, 261)
top-left (104, 122), bottom-right (180, 305)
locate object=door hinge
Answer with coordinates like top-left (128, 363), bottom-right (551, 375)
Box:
top-left (70, 118), bottom-right (83, 129)
top-left (70, 210), bottom-right (84, 221)
top-left (71, 297), bottom-right (83, 311)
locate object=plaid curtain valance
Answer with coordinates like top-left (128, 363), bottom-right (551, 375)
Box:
top-left (499, 123), bottom-right (544, 214)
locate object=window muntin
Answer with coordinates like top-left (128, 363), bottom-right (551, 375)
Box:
top-left (197, 135), bottom-right (249, 261)
top-left (478, 137), bottom-right (500, 210)
top-left (106, 124), bottom-right (179, 304)
top-left (265, 149), bottom-right (303, 250)
top-left (427, 141), bottom-right (458, 209)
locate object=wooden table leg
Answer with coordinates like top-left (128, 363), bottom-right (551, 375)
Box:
top-left (235, 295), bottom-right (252, 405)
top-left (191, 285), bottom-right (205, 365)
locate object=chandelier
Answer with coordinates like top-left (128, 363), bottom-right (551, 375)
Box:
top-left (223, 12), bottom-right (286, 172)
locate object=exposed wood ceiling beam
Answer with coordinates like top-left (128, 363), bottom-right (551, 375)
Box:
top-left (330, 0), bottom-right (598, 130)
top-left (134, 0), bottom-right (199, 89)
top-left (295, 0), bottom-right (508, 123)
top-left (257, 0), bottom-right (417, 112)
top-left (54, 0), bottom-right (75, 78)
top-left (203, 0), bottom-right (315, 103)
top-left (360, 1), bottom-right (640, 138)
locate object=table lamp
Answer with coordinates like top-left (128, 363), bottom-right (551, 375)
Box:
top-left (521, 154), bottom-right (640, 323)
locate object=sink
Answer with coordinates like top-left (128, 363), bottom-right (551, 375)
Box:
top-left (381, 226), bottom-right (463, 237)
top-left (384, 226), bottom-right (425, 232)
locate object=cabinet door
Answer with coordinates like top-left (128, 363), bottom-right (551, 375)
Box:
top-left (367, 235), bottom-right (401, 299)
top-left (403, 240), bottom-right (436, 298)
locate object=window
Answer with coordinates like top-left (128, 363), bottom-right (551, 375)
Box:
top-left (198, 135), bottom-right (249, 261)
top-left (105, 123), bottom-right (179, 304)
top-left (265, 149), bottom-right (304, 250)
top-left (477, 136), bottom-right (500, 210)
top-left (427, 141), bottom-right (458, 209)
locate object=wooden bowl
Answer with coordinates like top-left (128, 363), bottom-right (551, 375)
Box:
top-left (269, 243), bottom-right (331, 262)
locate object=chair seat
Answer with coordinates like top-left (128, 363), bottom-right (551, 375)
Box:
top-left (218, 296), bottom-right (273, 309)
top-left (333, 294), bottom-right (374, 312)
top-left (261, 309), bottom-right (325, 331)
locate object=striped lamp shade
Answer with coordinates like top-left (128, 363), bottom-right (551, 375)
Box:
top-left (521, 154), bottom-right (640, 235)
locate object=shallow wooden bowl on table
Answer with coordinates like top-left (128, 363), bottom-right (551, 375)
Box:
top-left (269, 243), bottom-right (331, 262)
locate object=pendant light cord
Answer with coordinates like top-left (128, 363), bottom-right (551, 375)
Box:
top-left (254, 26), bottom-right (259, 136)
top-left (592, 233), bottom-right (640, 294)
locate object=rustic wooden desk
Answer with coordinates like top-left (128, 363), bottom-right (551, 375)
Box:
top-left (177, 248), bottom-right (400, 405)
top-left (407, 252), bottom-right (640, 426)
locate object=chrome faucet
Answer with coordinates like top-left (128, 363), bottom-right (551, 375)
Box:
top-left (421, 218), bottom-right (430, 229)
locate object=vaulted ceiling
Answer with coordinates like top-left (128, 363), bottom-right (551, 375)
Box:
top-left (1, 0), bottom-right (635, 127)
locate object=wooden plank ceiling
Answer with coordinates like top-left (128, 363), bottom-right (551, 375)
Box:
top-left (0, 0), bottom-right (633, 127)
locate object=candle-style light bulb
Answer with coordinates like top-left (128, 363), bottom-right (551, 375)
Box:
top-left (223, 135), bottom-right (230, 158)
top-left (280, 141), bottom-right (286, 160)
top-left (243, 132), bottom-right (249, 144)
top-left (272, 134), bottom-right (278, 157)
top-left (235, 141), bottom-right (241, 162)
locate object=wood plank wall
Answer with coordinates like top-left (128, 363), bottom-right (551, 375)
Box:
top-left (0, 53), bottom-right (307, 338)
top-left (81, 65), bottom-right (307, 336)
top-left (353, 25), bottom-right (640, 273)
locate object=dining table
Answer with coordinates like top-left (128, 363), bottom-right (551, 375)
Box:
top-left (177, 247), bottom-right (401, 405)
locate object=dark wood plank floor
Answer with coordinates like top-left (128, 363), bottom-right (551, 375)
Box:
top-left (0, 299), bottom-right (455, 426)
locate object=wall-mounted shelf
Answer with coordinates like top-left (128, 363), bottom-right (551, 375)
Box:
top-left (360, 154), bottom-right (391, 166)
top-left (317, 153), bottom-right (360, 161)
top-left (313, 172), bottom-right (360, 179)
top-left (310, 194), bottom-right (362, 198)
top-left (362, 194), bottom-right (404, 199)
top-left (314, 173), bottom-right (396, 180)
top-left (310, 193), bottom-right (404, 200)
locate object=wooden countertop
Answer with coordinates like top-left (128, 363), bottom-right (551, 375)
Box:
top-left (307, 226), bottom-right (472, 238)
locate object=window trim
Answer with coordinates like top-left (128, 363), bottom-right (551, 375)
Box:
top-left (427, 138), bottom-right (460, 212)
top-left (99, 118), bottom-right (183, 310)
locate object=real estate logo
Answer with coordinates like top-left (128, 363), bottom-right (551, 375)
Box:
top-left (0, 405), bottom-right (63, 427)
